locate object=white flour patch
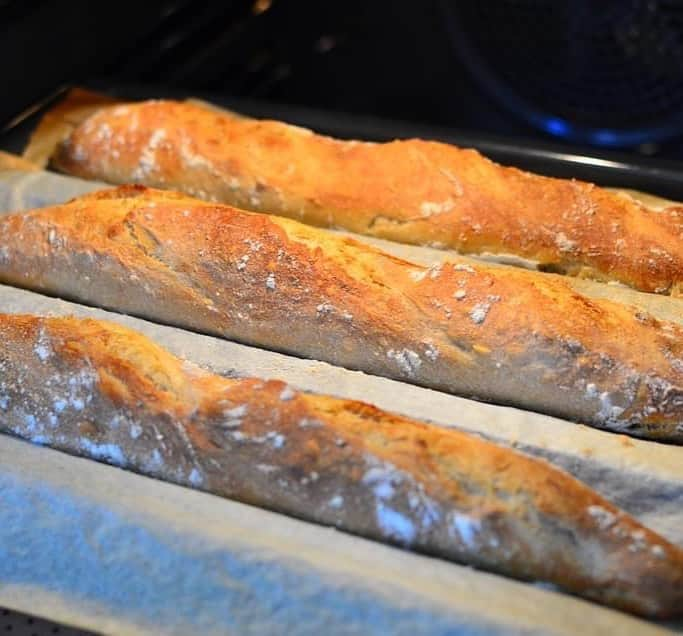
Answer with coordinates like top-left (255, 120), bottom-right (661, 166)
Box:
top-left (328, 495), bottom-right (344, 509)
top-left (236, 255), bottom-right (250, 271)
top-left (453, 263), bottom-right (475, 274)
top-left (34, 329), bottom-right (52, 362)
top-left (469, 304), bottom-right (490, 325)
top-left (469, 295), bottom-right (501, 325)
top-left (424, 343), bottom-right (439, 362)
top-left (188, 468), bottom-right (203, 486)
top-left (224, 405), bottom-right (248, 419)
top-left (279, 386), bottom-right (296, 401)
top-left (555, 232), bottom-right (577, 253)
top-left (133, 129), bottom-right (167, 180)
top-left (316, 302), bottom-right (334, 317)
top-left (387, 349), bottom-right (422, 377)
top-left (450, 512), bottom-right (481, 549)
top-left (587, 505), bottom-right (617, 530)
top-left (420, 199), bottom-right (454, 218)
top-left (79, 439), bottom-right (126, 467)
top-left (376, 503), bottom-right (416, 544)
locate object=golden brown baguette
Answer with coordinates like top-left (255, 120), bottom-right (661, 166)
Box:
top-left (22, 88), bottom-right (119, 168)
top-left (47, 99), bottom-right (683, 296)
top-left (1, 186), bottom-right (683, 442)
top-left (1, 312), bottom-right (682, 617)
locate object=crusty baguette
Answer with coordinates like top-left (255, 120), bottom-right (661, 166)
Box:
top-left (22, 88), bottom-right (119, 168)
top-left (1, 186), bottom-right (683, 442)
top-left (1, 312), bottom-right (682, 617)
top-left (48, 99), bottom-right (683, 296)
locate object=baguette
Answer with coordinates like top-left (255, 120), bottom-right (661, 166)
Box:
top-left (48, 99), bottom-right (683, 296)
top-left (1, 186), bottom-right (683, 442)
top-left (2, 313), bottom-right (682, 617)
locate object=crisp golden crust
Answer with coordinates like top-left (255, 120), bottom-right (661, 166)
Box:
top-left (1, 312), bottom-right (682, 617)
top-left (50, 99), bottom-right (683, 296)
top-left (1, 186), bottom-right (683, 441)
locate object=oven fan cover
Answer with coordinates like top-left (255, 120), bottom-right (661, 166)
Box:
top-left (442, 0), bottom-right (683, 147)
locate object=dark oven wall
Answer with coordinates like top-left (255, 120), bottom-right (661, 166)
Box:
top-left (4, 0), bottom-right (683, 158)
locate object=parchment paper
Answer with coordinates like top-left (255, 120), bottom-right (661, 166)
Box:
top-left (2, 434), bottom-right (670, 636)
top-left (2, 153), bottom-right (683, 633)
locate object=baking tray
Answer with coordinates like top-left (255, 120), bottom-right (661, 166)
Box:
top-left (2, 87), bottom-right (683, 633)
top-left (1, 168), bottom-right (683, 634)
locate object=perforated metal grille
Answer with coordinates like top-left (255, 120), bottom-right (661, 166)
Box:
top-left (0, 607), bottom-right (95, 636)
top-left (444, 0), bottom-right (683, 142)
top-left (0, 0), bottom-right (45, 22)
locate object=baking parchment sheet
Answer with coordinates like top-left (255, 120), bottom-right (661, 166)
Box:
top-left (2, 434), bottom-right (672, 636)
top-left (1, 166), bottom-right (683, 633)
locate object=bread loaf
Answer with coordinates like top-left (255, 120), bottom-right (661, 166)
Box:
top-left (48, 99), bottom-right (683, 296)
top-left (1, 186), bottom-right (682, 442)
top-left (1, 312), bottom-right (682, 617)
